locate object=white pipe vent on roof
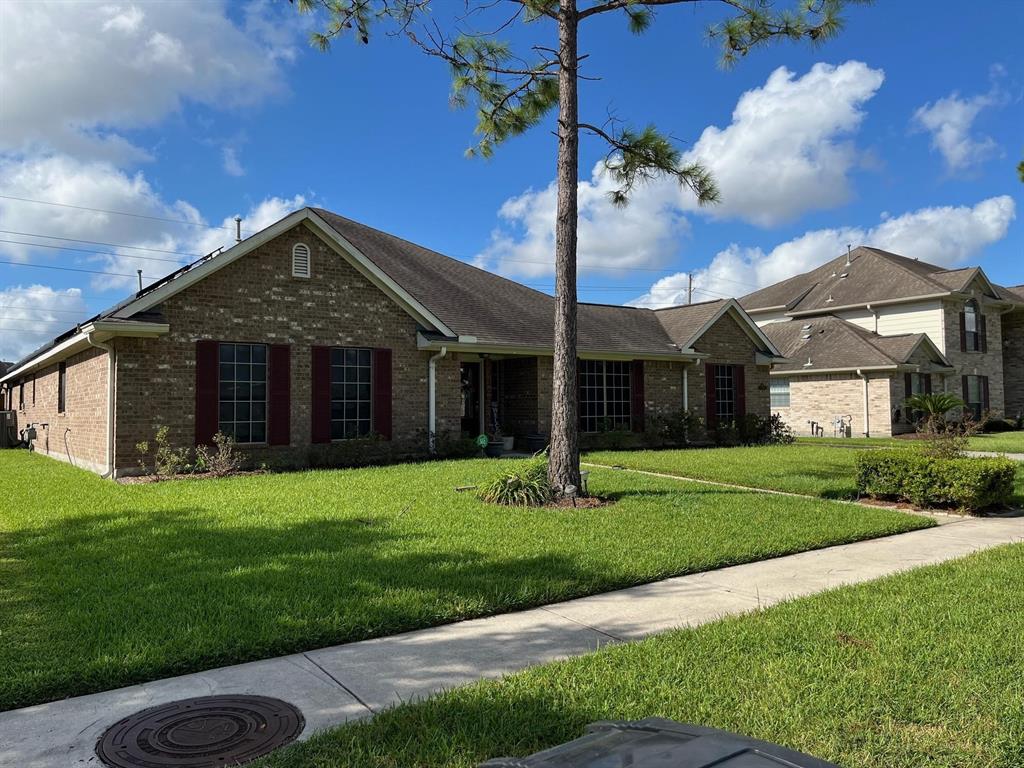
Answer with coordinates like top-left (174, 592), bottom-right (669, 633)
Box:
top-left (292, 243), bottom-right (311, 278)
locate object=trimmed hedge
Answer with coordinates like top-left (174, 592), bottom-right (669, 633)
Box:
top-left (855, 449), bottom-right (1016, 513)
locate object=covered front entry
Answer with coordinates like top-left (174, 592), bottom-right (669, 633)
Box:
top-left (460, 361), bottom-right (484, 436)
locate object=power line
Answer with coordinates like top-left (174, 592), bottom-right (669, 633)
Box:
top-left (0, 230), bottom-right (207, 258)
top-left (0, 238), bottom-right (187, 265)
top-left (0, 194), bottom-right (249, 234)
top-left (0, 259), bottom-right (152, 279)
top-left (0, 303), bottom-right (89, 315)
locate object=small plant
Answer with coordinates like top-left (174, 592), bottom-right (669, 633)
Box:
top-left (478, 454), bottom-right (550, 507)
top-left (763, 413), bottom-right (796, 445)
top-left (195, 431), bottom-right (246, 476)
top-left (906, 393), bottom-right (977, 459)
top-left (137, 425), bottom-right (190, 478)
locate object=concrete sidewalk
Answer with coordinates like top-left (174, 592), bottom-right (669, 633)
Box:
top-left (966, 449), bottom-right (1024, 461)
top-left (3, 514), bottom-right (1022, 768)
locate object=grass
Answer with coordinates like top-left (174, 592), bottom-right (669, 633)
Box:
top-left (968, 431), bottom-right (1024, 454)
top-left (587, 443), bottom-right (1024, 502)
top-left (254, 544), bottom-right (1024, 768)
top-left (0, 451), bottom-right (930, 711)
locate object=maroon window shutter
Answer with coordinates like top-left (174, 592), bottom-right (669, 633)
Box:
top-left (982, 376), bottom-right (990, 413)
top-left (962, 375), bottom-right (969, 403)
top-left (268, 345), bottom-right (291, 446)
top-left (705, 364), bottom-right (717, 428)
top-left (959, 311), bottom-right (967, 352)
top-left (630, 360), bottom-right (645, 433)
top-left (372, 348), bottom-right (393, 440)
top-left (904, 372), bottom-right (913, 401)
top-left (734, 365), bottom-right (746, 418)
top-left (980, 315), bottom-right (988, 353)
top-left (924, 374), bottom-right (933, 395)
top-left (195, 340), bottom-right (219, 446)
top-left (311, 346), bottom-right (331, 444)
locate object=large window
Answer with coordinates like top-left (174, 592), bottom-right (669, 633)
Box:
top-left (579, 360), bottom-right (631, 433)
top-left (218, 343), bottom-right (267, 444)
top-left (57, 362), bottom-right (67, 414)
top-left (964, 300), bottom-right (980, 352)
top-left (330, 347), bottom-right (372, 440)
top-left (714, 364), bottom-right (737, 424)
top-left (964, 375), bottom-right (987, 421)
top-left (908, 373), bottom-right (930, 396)
top-left (770, 378), bottom-right (790, 408)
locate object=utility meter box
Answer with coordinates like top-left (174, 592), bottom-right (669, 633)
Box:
top-left (478, 718), bottom-right (838, 768)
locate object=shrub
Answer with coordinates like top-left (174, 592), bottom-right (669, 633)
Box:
top-left (982, 418), bottom-right (1018, 433)
top-left (194, 432), bottom-right (246, 476)
top-left (136, 425), bottom-right (190, 478)
top-left (855, 449), bottom-right (1016, 513)
top-left (478, 456), bottom-right (550, 507)
top-left (307, 434), bottom-right (396, 469)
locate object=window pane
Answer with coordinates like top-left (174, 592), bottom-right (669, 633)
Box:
top-left (251, 345), bottom-right (266, 363)
top-left (220, 344), bottom-right (235, 363)
top-left (251, 422), bottom-right (266, 443)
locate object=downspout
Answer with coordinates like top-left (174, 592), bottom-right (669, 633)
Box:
top-left (427, 346), bottom-right (448, 453)
top-left (866, 303), bottom-right (878, 334)
top-left (856, 368), bottom-right (870, 438)
top-left (87, 333), bottom-right (116, 478)
top-left (682, 365), bottom-right (689, 411)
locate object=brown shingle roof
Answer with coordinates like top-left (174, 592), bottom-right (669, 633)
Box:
top-left (741, 246), bottom-right (1016, 315)
top-left (315, 208), bottom-right (688, 356)
top-left (653, 299), bottom-right (729, 348)
top-left (762, 316), bottom-right (943, 372)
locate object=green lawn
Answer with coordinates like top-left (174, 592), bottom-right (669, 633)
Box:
top-left (587, 444), bottom-right (1024, 502)
top-left (0, 451), bottom-right (929, 711)
top-left (254, 543), bottom-right (1024, 768)
top-left (968, 431), bottom-right (1024, 454)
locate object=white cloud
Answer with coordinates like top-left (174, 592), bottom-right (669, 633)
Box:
top-left (0, 153), bottom-right (307, 291)
top-left (912, 88), bottom-right (1002, 171)
top-left (222, 147), bottom-right (245, 177)
top-left (0, 0), bottom-right (304, 162)
top-left (0, 285), bottom-right (90, 361)
top-left (476, 62), bottom-right (884, 279)
top-left (476, 162), bottom-right (689, 279)
top-left (630, 196), bottom-right (1016, 307)
top-left (680, 61), bottom-right (885, 226)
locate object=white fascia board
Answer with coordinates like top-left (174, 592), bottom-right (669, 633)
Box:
top-left (770, 365), bottom-right (898, 377)
top-left (785, 293), bottom-right (953, 317)
top-left (0, 322), bottom-right (171, 384)
top-left (683, 299), bottom-right (783, 357)
top-left (116, 209), bottom-right (455, 337)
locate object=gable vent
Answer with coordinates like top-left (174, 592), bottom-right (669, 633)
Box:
top-left (292, 243), bottom-right (311, 278)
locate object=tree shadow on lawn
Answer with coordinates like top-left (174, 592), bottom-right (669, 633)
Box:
top-left (0, 507), bottom-right (610, 710)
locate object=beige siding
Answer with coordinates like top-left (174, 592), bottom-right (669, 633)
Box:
top-left (834, 299), bottom-right (945, 350)
top-left (751, 310), bottom-right (790, 326)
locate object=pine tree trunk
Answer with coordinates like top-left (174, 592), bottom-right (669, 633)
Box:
top-left (548, 0), bottom-right (582, 497)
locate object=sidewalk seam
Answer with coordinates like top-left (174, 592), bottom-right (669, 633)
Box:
top-left (302, 653), bottom-right (376, 715)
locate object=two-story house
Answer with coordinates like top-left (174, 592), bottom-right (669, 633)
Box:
top-left (740, 247), bottom-right (1024, 437)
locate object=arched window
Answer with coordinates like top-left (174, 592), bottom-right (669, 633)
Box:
top-left (292, 243), bottom-right (311, 278)
top-left (964, 299), bottom-right (980, 351)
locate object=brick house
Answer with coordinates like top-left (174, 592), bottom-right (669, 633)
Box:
top-left (743, 247), bottom-right (1024, 437)
top-left (0, 207), bottom-right (780, 477)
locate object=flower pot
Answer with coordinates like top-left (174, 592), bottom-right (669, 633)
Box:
top-left (484, 440), bottom-right (504, 458)
top-left (502, 435), bottom-right (515, 451)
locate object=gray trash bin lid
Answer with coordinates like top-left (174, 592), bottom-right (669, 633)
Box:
top-left (478, 717), bottom-right (839, 767)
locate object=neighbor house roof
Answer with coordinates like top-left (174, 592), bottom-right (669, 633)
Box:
top-left (762, 315), bottom-right (952, 374)
top-left (1, 207), bottom-right (781, 385)
top-left (741, 246), bottom-right (1019, 315)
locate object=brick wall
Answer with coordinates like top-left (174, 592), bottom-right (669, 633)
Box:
top-left (500, 357), bottom-right (540, 434)
top-left (9, 347), bottom-right (109, 472)
top-left (941, 294), bottom-right (1006, 416)
top-left (643, 360), bottom-right (684, 420)
top-left (112, 223), bottom-right (462, 473)
top-left (1003, 310), bottom-right (1024, 419)
top-left (775, 372), bottom-right (894, 437)
top-left (688, 312), bottom-right (772, 421)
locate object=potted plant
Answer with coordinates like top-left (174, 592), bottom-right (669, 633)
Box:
top-left (484, 434), bottom-right (504, 458)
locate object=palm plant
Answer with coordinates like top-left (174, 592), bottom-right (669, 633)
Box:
top-left (906, 392), bottom-right (966, 418)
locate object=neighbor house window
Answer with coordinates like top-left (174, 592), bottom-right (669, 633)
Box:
top-left (57, 362), bottom-right (67, 413)
top-left (292, 243), bottom-right (311, 278)
top-left (964, 299), bottom-right (980, 352)
top-left (964, 375), bottom-right (987, 421)
top-left (330, 348), bottom-right (372, 439)
top-left (770, 378), bottom-right (790, 408)
top-left (218, 343), bottom-right (267, 444)
top-left (579, 359), bottom-right (631, 433)
top-left (714, 364), bottom-right (737, 424)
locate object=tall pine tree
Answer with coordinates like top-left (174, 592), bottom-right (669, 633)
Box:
top-left (295, 0), bottom-right (865, 496)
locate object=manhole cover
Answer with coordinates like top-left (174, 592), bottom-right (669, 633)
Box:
top-left (96, 695), bottom-right (304, 768)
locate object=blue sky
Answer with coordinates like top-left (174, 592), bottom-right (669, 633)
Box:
top-left (0, 0), bottom-right (1021, 361)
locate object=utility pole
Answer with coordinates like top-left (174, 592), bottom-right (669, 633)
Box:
top-left (687, 273), bottom-right (693, 305)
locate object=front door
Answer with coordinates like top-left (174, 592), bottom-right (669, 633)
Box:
top-left (460, 362), bottom-right (482, 436)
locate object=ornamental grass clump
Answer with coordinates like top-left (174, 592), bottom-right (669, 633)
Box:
top-left (478, 455), bottom-right (551, 507)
